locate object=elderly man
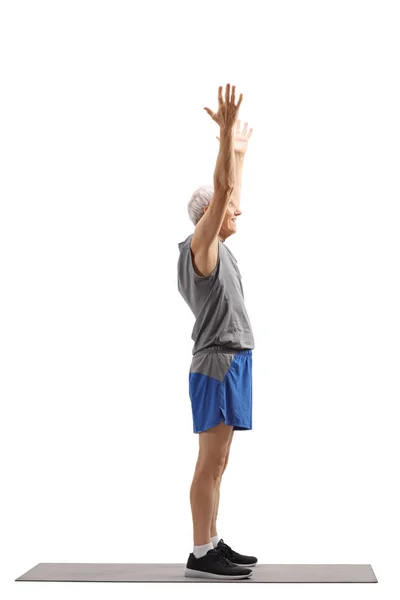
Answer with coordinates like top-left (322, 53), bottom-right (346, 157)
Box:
top-left (177, 84), bottom-right (257, 580)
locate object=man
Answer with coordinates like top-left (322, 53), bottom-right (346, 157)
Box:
top-left (177, 84), bottom-right (257, 580)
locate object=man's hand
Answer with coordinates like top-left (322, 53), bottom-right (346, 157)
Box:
top-left (217, 120), bottom-right (253, 155)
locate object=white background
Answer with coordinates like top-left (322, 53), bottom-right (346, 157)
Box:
top-left (1, 0), bottom-right (399, 598)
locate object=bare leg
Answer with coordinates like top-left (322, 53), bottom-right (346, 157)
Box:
top-left (190, 421), bottom-right (233, 547)
top-left (210, 432), bottom-right (232, 538)
top-left (210, 475), bottom-right (222, 538)
top-left (190, 469), bottom-right (219, 546)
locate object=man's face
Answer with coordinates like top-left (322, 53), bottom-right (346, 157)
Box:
top-left (221, 199), bottom-right (241, 238)
top-left (203, 199), bottom-right (242, 241)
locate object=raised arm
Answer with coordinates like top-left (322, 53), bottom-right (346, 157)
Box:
top-left (191, 84), bottom-right (243, 256)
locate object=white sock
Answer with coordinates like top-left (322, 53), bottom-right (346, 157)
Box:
top-left (211, 534), bottom-right (220, 548)
top-left (193, 541), bottom-right (214, 559)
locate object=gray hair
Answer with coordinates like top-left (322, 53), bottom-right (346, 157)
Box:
top-left (187, 185), bottom-right (214, 226)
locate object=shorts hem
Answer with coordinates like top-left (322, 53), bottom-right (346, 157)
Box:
top-left (194, 418), bottom-right (252, 433)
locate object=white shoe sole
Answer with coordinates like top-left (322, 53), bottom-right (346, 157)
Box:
top-left (184, 567), bottom-right (253, 579)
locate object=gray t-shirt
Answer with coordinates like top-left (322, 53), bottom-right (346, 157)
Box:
top-left (177, 233), bottom-right (255, 355)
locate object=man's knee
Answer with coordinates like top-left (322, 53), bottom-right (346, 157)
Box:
top-left (195, 423), bottom-right (233, 477)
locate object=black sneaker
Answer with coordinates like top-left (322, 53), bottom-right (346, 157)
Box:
top-left (185, 548), bottom-right (253, 580)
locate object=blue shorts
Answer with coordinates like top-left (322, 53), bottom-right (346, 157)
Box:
top-left (189, 345), bottom-right (253, 433)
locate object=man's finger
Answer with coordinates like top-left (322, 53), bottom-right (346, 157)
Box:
top-left (218, 86), bottom-right (223, 106)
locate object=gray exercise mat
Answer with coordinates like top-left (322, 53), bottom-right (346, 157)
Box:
top-left (16, 562), bottom-right (378, 583)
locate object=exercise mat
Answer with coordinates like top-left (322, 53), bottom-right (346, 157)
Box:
top-left (16, 562), bottom-right (378, 583)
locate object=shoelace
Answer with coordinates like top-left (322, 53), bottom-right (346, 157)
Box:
top-left (218, 541), bottom-right (234, 559)
top-left (215, 549), bottom-right (234, 567)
